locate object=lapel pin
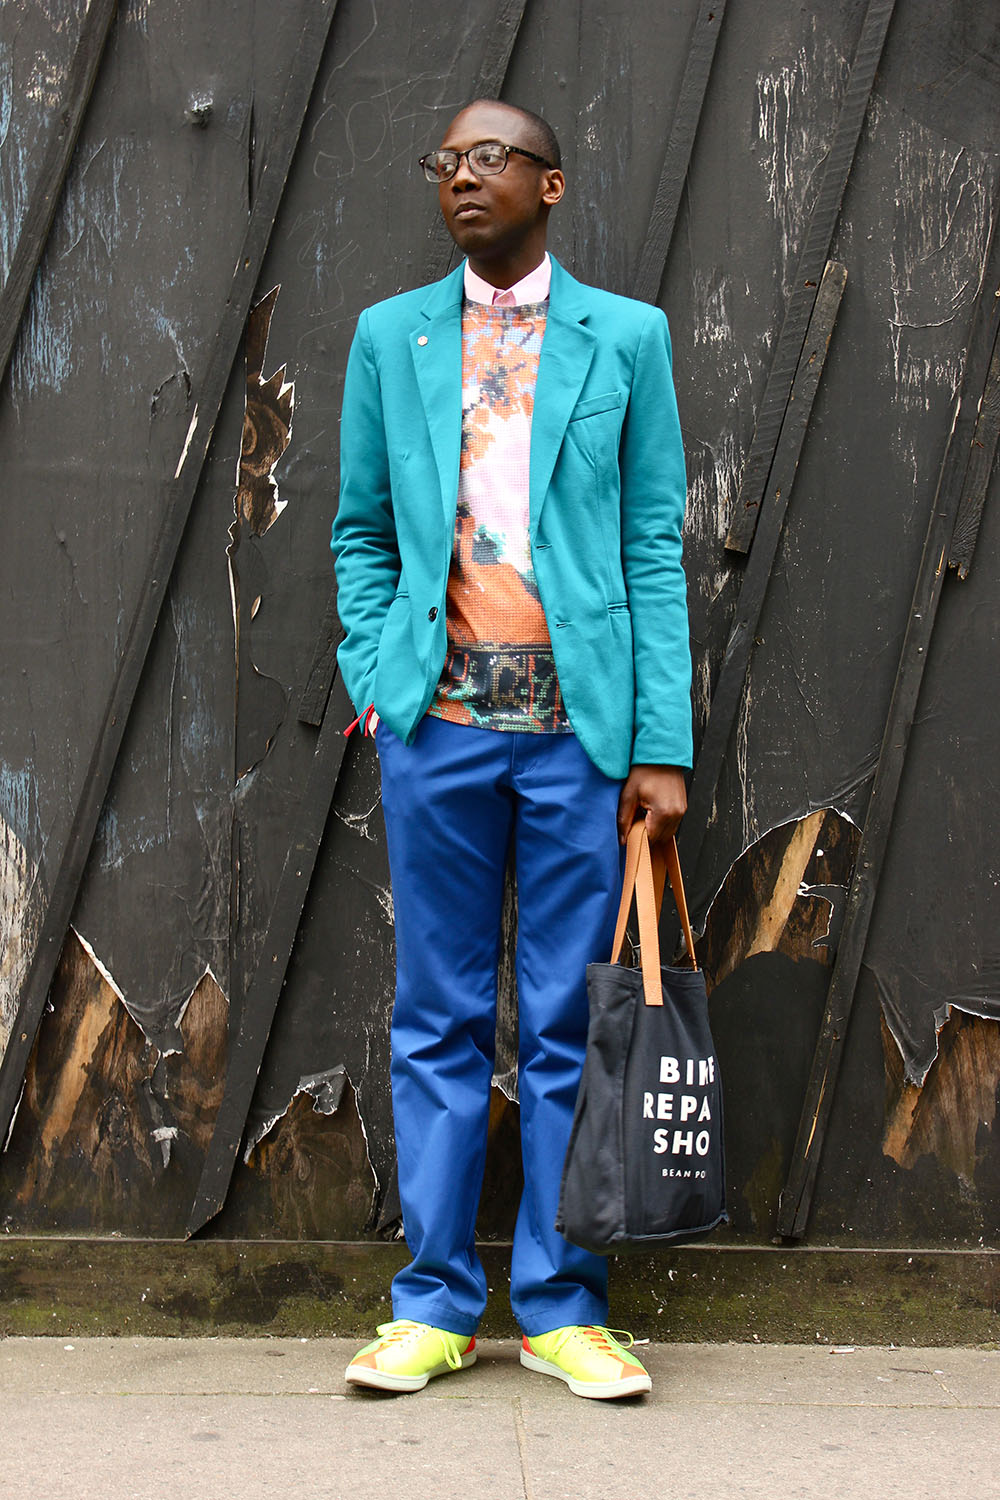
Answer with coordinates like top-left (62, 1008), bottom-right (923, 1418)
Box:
top-left (417, 335), bottom-right (428, 346)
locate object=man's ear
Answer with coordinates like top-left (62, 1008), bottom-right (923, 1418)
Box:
top-left (541, 169), bottom-right (565, 208)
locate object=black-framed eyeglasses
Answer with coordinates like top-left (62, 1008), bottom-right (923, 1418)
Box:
top-left (418, 141), bottom-right (554, 184)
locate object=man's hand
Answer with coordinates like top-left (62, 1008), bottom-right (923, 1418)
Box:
top-left (617, 765), bottom-right (688, 845)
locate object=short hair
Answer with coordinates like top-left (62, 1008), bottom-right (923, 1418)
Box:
top-left (462, 99), bottom-right (561, 169)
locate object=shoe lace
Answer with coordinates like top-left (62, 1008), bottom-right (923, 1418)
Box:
top-left (374, 1319), bottom-right (467, 1370)
top-left (547, 1325), bottom-right (636, 1359)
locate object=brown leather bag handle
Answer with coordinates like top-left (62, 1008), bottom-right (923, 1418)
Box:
top-left (610, 822), bottom-right (698, 1007)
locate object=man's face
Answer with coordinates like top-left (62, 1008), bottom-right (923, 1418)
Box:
top-left (436, 102), bottom-right (564, 264)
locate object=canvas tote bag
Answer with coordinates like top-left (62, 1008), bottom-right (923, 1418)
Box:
top-left (556, 821), bottom-right (727, 1254)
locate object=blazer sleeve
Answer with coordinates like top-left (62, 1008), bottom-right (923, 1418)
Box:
top-left (330, 309), bottom-right (401, 718)
top-left (618, 307), bottom-right (694, 769)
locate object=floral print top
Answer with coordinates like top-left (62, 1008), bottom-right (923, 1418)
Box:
top-left (428, 297), bottom-right (572, 733)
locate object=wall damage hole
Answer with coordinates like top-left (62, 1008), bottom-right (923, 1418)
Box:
top-left (232, 286), bottom-right (294, 540)
top-left (0, 936), bottom-right (229, 1234)
top-left (689, 810), bottom-right (859, 1235)
top-left (240, 1066), bottom-right (377, 1239)
top-left (227, 285), bottom-right (295, 779)
top-left (697, 808), bottom-right (860, 991)
top-left (882, 1008), bottom-right (1000, 1185)
top-left (0, 938), bottom-right (220, 1226)
top-left (243, 1066), bottom-right (348, 1160)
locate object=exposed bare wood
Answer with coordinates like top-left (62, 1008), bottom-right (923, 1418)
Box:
top-left (0, 934), bottom-right (229, 1234)
top-left (244, 1078), bottom-right (376, 1239)
top-left (882, 1012), bottom-right (1000, 1186)
top-left (743, 812), bottom-right (827, 962)
top-left (698, 809), bottom-right (859, 993)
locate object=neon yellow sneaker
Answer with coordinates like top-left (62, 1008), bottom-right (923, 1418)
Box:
top-left (520, 1325), bottom-right (651, 1399)
top-left (345, 1319), bottom-right (476, 1393)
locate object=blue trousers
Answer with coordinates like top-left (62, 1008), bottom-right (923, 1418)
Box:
top-left (377, 714), bottom-right (624, 1337)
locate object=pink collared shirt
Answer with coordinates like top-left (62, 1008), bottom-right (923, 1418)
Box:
top-left (463, 252), bottom-right (552, 306)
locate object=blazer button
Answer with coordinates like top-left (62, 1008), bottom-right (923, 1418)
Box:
top-left (428, 606), bottom-right (438, 621)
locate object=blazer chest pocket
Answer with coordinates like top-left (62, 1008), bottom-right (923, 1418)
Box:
top-left (567, 390), bottom-right (622, 422)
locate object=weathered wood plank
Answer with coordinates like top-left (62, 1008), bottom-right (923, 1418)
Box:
top-left (0, 0), bottom-right (342, 1155)
top-left (0, 0), bottom-right (118, 389)
top-left (724, 0), bottom-right (896, 553)
top-left (777, 197), bottom-right (1000, 1239)
top-left (632, 0), bottom-right (727, 305)
top-left (298, 589), bottom-right (343, 727)
top-left (675, 261), bottom-right (848, 931)
top-left (948, 327), bottom-right (1000, 579)
top-left (186, 677), bottom-right (354, 1236)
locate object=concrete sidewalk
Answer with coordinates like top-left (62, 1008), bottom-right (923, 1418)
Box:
top-left (1, 1338), bottom-right (996, 1499)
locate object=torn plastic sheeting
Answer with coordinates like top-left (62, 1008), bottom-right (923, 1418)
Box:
top-left (243, 1064), bottom-right (349, 1161)
top-left (69, 934), bottom-right (227, 1058)
top-left (174, 966), bottom-right (228, 1031)
top-left (334, 799), bottom-right (382, 843)
top-left (72, 927), bottom-right (127, 1005)
top-left (227, 285), bottom-right (296, 781)
top-left (796, 882), bottom-right (848, 951)
top-left (873, 965), bottom-right (1000, 1089)
top-left (151, 1124), bottom-right (179, 1169)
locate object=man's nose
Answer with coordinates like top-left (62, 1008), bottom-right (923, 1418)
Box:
top-left (450, 152), bottom-right (478, 188)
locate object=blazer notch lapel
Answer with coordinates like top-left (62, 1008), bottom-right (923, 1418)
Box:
top-left (530, 312), bottom-right (598, 529)
top-left (411, 300), bottom-right (463, 529)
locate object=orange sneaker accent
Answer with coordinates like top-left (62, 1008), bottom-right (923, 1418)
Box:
top-left (345, 1320), bottom-right (476, 1393)
top-left (520, 1325), bottom-right (651, 1399)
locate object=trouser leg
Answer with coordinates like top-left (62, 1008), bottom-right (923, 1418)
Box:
top-left (377, 716), bottom-right (512, 1337)
top-left (507, 731), bottom-right (624, 1336)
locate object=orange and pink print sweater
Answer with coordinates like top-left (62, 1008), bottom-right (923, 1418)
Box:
top-left (428, 294), bottom-right (572, 734)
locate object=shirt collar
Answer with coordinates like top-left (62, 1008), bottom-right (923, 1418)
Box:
top-left (463, 252), bottom-right (551, 306)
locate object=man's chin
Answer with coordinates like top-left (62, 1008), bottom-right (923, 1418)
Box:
top-left (447, 221), bottom-right (493, 255)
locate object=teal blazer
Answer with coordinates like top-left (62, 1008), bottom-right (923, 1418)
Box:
top-left (331, 255), bottom-right (692, 779)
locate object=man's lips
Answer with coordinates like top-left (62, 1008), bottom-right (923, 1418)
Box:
top-left (452, 202), bottom-right (486, 219)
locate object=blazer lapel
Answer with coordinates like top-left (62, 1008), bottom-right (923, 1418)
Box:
top-left (411, 264), bottom-right (465, 529)
top-left (409, 257), bottom-right (597, 535)
top-left (530, 259), bottom-right (598, 533)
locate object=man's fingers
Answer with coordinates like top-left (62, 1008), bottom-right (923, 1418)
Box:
top-left (646, 805), bottom-right (682, 843)
top-left (620, 766), bottom-right (687, 844)
top-left (616, 783), bottom-right (639, 843)
top-left (645, 806), bottom-right (668, 843)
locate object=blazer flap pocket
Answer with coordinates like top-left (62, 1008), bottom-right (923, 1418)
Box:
top-left (568, 390), bottom-right (623, 422)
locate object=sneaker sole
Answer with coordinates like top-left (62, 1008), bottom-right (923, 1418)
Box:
top-left (520, 1347), bottom-right (651, 1399)
top-left (345, 1349), bottom-right (476, 1393)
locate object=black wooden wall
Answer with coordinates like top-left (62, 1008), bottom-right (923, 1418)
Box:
top-left (0, 0), bottom-right (998, 1252)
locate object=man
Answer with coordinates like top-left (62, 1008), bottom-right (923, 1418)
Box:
top-left (332, 99), bottom-right (691, 1399)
